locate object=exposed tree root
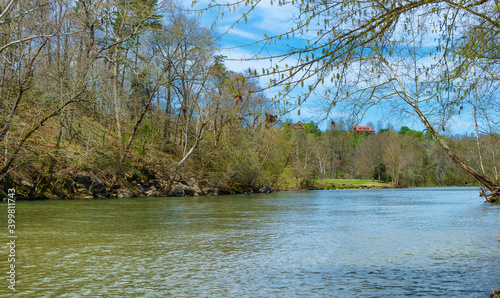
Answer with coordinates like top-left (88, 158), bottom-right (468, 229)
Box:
top-left (480, 186), bottom-right (500, 203)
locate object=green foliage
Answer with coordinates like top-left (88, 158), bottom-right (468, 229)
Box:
top-left (281, 119), bottom-right (292, 131)
top-left (138, 121), bottom-right (153, 135)
top-left (398, 126), bottom-right (411, 135)
top-left (304, 121), bottom-right (321, 136)
top-left (198, 127), bottom-right (290, 192)
top-left (372, 164), bottom-right (390, 183)
top-left (398, 126), bottom-right (422, 139)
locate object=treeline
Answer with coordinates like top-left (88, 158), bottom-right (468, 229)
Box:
top-left (276, 124), bottom-right (499, 188)
top-left (177, 122), bottom-right (498, 192)
top-left (0, 1), bottom-right (498, 198)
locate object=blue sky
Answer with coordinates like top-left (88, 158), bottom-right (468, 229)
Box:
top-left (185, 1), bottom-right (480, 135)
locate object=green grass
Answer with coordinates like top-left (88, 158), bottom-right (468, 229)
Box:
top-left (315, 179), bottom-right (392, 189)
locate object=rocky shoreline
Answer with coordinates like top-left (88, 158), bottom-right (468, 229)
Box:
top-left (70, 172), bottom-right (228, 199)
top-left (2, 171), bottom-right (277, 200)
top-left (3, 171), bottom-right (390, 200)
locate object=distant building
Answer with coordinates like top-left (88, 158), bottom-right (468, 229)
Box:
top-left (354, 126), bottom-right (374, 133)
top-left (291, 121), bottom-right (305, 131)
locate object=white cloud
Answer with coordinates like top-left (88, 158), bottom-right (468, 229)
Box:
top-left (220, 27), bottom-right (262, 41)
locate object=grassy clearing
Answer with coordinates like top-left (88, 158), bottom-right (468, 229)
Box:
top-left (274, 175), bottom-right (393, 190)
top-left (315, 179), bottom-right (392, 189)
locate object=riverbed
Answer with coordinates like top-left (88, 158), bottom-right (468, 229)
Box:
top-left (1, 187), bottom-right (499, 296)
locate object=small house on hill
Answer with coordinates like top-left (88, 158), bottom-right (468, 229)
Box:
top-left (291, 121), bottom-right (305, 131)
top-left (354, 126), bottom-right (374, 133)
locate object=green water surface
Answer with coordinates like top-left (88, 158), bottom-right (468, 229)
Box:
top-left (0, 187), bottom-right (499, 296)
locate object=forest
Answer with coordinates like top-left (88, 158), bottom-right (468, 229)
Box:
top-left (0, 0), bottom-right (499, 199)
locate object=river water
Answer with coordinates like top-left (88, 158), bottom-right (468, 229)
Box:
top-left (1, 187), bottom-right (499, 297)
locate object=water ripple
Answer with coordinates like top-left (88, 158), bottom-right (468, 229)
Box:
top-left (0, 187), bottom-right (499, 297)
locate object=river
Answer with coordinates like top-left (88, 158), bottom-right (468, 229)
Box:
top-left (1, 187), bottom-right (499, 296)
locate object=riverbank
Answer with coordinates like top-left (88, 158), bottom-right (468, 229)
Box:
top-left (1, 171), bottom-right (392, 200)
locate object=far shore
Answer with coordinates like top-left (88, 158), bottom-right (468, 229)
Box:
top-left (4, 178), bottom-right (485, 200)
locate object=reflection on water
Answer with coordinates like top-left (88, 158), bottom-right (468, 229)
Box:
top-left (1, 187), bottom-right (499, 296)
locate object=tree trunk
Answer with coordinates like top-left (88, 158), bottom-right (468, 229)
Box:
top-left (385, 59), bottom-right (499, 202)
top-left (121, 85), bottom-right (159, 170)
top-left (165, 119), bottom-right (206, 195)
top-left (111, 51), bottom-right (125, 174)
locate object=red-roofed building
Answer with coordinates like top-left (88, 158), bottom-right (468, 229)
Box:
top-left (354, 126), bottom-right (374, 133)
